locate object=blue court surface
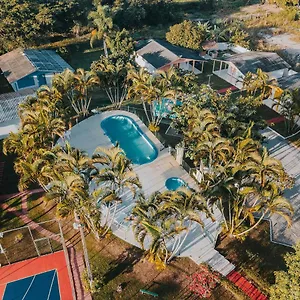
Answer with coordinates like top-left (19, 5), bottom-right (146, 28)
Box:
top-left (3, 269), bottom-right (60, 300)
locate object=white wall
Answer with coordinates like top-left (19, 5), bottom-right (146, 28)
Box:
top-left (178, 62), bottom-right (201, 74)
top-left (213, 63), bottom-right (244, 89)
top-left (135, 54), bottom-right (157, 74)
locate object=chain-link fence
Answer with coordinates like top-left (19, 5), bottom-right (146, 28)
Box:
top-left (0, 220), bottom-right (63, 266)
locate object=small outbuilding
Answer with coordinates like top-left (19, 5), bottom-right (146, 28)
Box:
top-left (0, 48), bottom-right (73, 92)
top-left (212, 51), bottom-right (293, 89)
top-left (135, 39), bottom-right (206, 74)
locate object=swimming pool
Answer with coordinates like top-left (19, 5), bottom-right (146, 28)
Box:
top-left (165, 177), bottom-right (187, 191)
top-left (101, 115), bottom-right (158, 165)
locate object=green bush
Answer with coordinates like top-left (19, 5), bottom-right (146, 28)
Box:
top-left (166, 20), bottom-right (204, 50)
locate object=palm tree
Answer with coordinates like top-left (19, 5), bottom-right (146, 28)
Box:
top-left (127, 67), bottom-right (160, 126)
top-left (55, 142), bottom-right (95, 183)
top-left (73, 68), bottom-right (100, 116)
top-left (160, 188), bottom-right (214, 262)
top-left (242, 147), bottom-right (289, 189)
top-left (14, 148), bottom-right (58, 191)
top-left (229, 182), bottom-right (293, 238)
top-left (242, 68), bottom-right (271, 102)
top-left (131, 193), bottom-right (177, 268)
top-left (91, 56), bottom-right (129, 108)
top-left (88, 4), bottom-right (113, 57)
top-left (52, 68), bottom-right (99, 116)
top-left (272, 88), bottom-right (300, 135)
top-left (92, 145), bottom-right (141, 235)
top-left (193, 137), bottom-right (232, 171)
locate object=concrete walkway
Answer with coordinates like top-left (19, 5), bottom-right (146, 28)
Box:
top-left (262, 127), bottom-right (300, 246)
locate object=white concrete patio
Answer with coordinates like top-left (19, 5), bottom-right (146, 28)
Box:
top-left (262, 127), bottom-right (300, 246)
top-left (62, 110), bottom-right (234, 275)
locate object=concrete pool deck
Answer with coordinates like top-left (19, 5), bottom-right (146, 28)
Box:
top-left (61, 110), bottom-right (234, 276)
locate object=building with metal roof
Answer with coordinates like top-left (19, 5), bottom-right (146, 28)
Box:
top-left (277, 73), bottom-right (300, 90)
top-left (135, 39), bottom-right (205, 74)
top-left (212, 51), bottom-right (294, 89)
top-left (0, 48), bottom-right (73, 92)
top-left (0, 88), bottom-right (35, 139)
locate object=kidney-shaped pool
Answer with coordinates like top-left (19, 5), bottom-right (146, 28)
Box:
top-left (101, 115), bottom-right (158, 165)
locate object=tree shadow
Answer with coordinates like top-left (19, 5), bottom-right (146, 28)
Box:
top-left (102, 247), bottom-right (144, 284)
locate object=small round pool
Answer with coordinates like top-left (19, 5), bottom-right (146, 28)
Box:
top-left (165, 177), bottom-right (187, 191)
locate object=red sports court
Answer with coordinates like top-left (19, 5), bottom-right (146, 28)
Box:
top-left (0, 251), bottom-right (74, 300)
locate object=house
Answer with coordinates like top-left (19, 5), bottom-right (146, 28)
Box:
top-left (212, 51), bottom-right (294, 89)
top-left (0, 88), bottom-right (35, 139)
top-left (135, 39), bottom-right (206, 74)
top-left (0, 48), bottom-right (73, 92)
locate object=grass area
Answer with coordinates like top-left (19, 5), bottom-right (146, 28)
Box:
top-left (85, 233), bottom-right (237, 300)
top-left (216, 221), bottom-right (292, 296)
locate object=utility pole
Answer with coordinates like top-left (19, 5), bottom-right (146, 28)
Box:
top-left (73, 212), bottom-right (93, 286)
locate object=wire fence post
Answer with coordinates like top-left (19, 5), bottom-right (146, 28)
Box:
top-left (27, 225), bottom-right (40, 256)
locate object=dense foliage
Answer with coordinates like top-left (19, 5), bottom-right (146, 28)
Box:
top-left (0, 0), bottom-right (90, 54)
top-left (166, 20), bottom-right (205, 50)
top-left (270, 243), bottom-right (300, 300)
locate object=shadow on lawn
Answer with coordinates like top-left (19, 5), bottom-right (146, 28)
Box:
top-left (103, 247), bottom-right (143, 284)
top-left (216, 224), bottom-right (291, 284)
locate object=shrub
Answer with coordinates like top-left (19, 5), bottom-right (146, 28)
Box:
top-left (166, 20), bottom-right (205, 50)
top-left (188, 264), bottom-right (220, 298)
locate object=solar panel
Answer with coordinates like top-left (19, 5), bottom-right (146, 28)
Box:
top-left (24, 50), bottom-right (71, 73)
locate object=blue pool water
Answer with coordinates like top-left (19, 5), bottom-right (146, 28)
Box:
top-left (165, 177), bottom-right (187, 191)
top-left (4, 270), bottom-right (60, 300)
top-left (101, 115), bottom-right (158, 165)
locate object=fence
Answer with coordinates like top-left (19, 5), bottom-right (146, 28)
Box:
top-left (0, 220), bottom-right (63, 266)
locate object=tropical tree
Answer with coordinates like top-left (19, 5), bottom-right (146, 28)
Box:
top-left (192, 137), bottom-right (233, 171)
top-left (131, 188), bottom-right (214, 267)
top-left (52, 68), bottom-right (100, 116)
top-left (131, 192), bottom-right (177, 269)
top-left (92, 145), bottom-right (141, 235)
top-left (272, 88), bottom-right (300, 135)
top-left (44, 173), bottom-right (101, 238)
top-left (160, 188), bottom-right (214, 262)
top-left (242, 68), bottom-right (272, 102)
top-left (88, 4), bottom-right (114, 57)
top-left (127, 67), bottom-right (175, 131)
top-left (91, 56), bottom-right (130, 108)
top-left (55, 142), bottom-right (95, 183)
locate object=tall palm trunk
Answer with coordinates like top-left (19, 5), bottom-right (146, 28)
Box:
top-left (103, 34), bottom-right (108, 58)
top-left (74, 211), bottom-right (93, 284)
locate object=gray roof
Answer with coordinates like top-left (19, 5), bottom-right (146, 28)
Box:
top-left (136, 39), bottom-right (204, 69)
top-left (224, 51), bottom-right (290, 74)
top-left (0, 88), bottom-right (35, 123)
top-left (277, 73), bottom-right (300, 90)
top-left (0, 48), bottom-right (73, 84)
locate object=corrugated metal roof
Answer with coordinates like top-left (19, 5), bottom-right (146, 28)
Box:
top-left (277, 73), bottom-right (300, 90)
top-left (224, 51), bottom-right (290, 74)
top-left (0, 88), bottom-right (35, 123)
top-left (136, 39), bottom-right (204, 69)
top-left (0, 48), bottom-right (73, 84)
